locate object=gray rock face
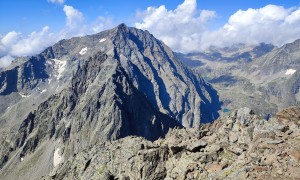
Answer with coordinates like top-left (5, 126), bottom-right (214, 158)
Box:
top-left (110, 24), bottom-right (221, 126)
top-left (248, 39), bottom-right (300, 75)
top-left (236, 107), bottom-right (254, 126)
top-left (0, 24), bottom-right (221, 179)
top-left (0, 51), bottom-right (181, 179)
top-left (0, 24), bottom-right (221, 131)
top-left (0, 55), bottom-right (48, 96)
top-left (244, 39), bottom-right (300, 109)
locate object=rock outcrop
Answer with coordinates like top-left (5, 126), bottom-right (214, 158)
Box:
top-left (43, 107), bottom-right (300, 179)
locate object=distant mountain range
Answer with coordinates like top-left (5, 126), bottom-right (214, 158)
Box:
top-left (178, 40), bottom-right (300, 118)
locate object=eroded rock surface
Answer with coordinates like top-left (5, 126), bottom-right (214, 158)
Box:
top-left (43, 107), bottom-right (300, 180)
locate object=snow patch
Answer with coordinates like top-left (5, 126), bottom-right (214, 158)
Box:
top-left (48, 78), bottom-right (52, 84)
top-left (99, 38), bottom-right (106, 43)
top-left (53, 59), bottom-right (67, 80)
top-left (46, 60), bottom-right (52, 65)
top-left (55, 84), bottom-right (61, 92)
top-left (18, 92), bottom-right (30, 98)
top-left (79, 47), bottom-right (88, 55)
top-left (21, 157), bottom-right (24, 162)
top-left (41, 89), bottom-right (47, 94)
top-left (53, 148), bottom-right (63, 167)
top-left (285, 69), bottom-right (296, 75)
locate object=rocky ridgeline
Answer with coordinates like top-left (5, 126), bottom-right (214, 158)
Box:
top-left (43, 107), bottom-right (300, 180)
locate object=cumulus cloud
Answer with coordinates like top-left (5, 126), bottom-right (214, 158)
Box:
top-left (202, 5), bottom-right (300, 49)
top-left (0, 55), bottom-right (14, 68)
top-left (1, 31), bottom-right (20, 47)
top-left (0, 5), bottom-right (115, 68)
top-left (92, 16), bottom-right (115, 33)
top-left (48, 0), bottom-right (65, 5)
top-left (0, 26), bottom-right (57, 59)
top-left (136, 0), bottom-right (300, 52)
top-left (58, 6), bottom-right (115, 40)
top-left (135, 0), bottom-right (216, 53)
top-left (63, 5), bottom-right (84, 28)
top-left (9, 26), bottom-right (56, 56)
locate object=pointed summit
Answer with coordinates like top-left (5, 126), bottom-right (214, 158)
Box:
top-left (117, 23), bottom-right (128, 29)
top-left (0, 24), bottom-right (221, 128)
top-left (113, 23), bottom-right (129, 35)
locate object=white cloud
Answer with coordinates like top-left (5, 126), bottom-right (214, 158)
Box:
top-left (59, 6), bottom-right (114, 40)
top-left (201, 5), bottom-right (300, 49)
top-left (0, 5), bottom-right (115, 68)
top-left (0, 55), bottom-right (14, 68)
top-left (135, 0), bottom-right (216, 53)
top-left (285, 7), bottom-right (300, 24)
top-left (1, 31), bottom-right (21, 46)
top-left (9, 26), bottom-right (56, 56)
top-left (200, 10), bottom-right (217, 23)
top-left (136, 1), bottom-right (300, 52)
top-left (48, 0), bottom-right (65, 5)
top-left (92, 16), bottom-right (115, 33)
top-left (63, 5), bottom-right (84, 28)
top-left (0, 26), bottom-right (57, 58)
top-left (0, 44), bottom-right (6, 57)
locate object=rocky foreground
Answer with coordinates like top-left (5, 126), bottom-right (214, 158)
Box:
top-left (42, 107), bottom-right (300, 180)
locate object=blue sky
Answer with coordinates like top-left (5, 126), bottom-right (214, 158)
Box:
top-left (0, 0), bottom-right (181, 34)
top-left (1, 0), bottom-right (299, 34)
top-left (1, 0), bottom-right (300, 67)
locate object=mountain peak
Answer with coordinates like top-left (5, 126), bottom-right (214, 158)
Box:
top-left (114, 23), bottom-right (129, 34)
top-left (0, 24), bottom-right (221, 128)
top-left (0, 25), bottom-right (222, 179)
top-left (117, 23), bottom-right (128, 28)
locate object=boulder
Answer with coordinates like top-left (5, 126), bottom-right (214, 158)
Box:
top-left (186, 141), bottom-right (207, 152)
top-left (236, 107), bottom-right (255, 126)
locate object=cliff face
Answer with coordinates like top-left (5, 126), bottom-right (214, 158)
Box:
top-left (109, 24), bottom-right (221, 126)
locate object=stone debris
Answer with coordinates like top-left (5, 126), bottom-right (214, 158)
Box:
top-left (43, 107), bottom-right (300, 180)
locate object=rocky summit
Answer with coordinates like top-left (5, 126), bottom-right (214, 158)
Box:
top-left (38, 107), bottom-right (300, 180)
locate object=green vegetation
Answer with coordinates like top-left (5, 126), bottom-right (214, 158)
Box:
top-left (220, 150), bottom-right (236, 161)
top-left (223, 168), bottom-right (235, 178)
top-left (98, 163), bottom-right (107, 174)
